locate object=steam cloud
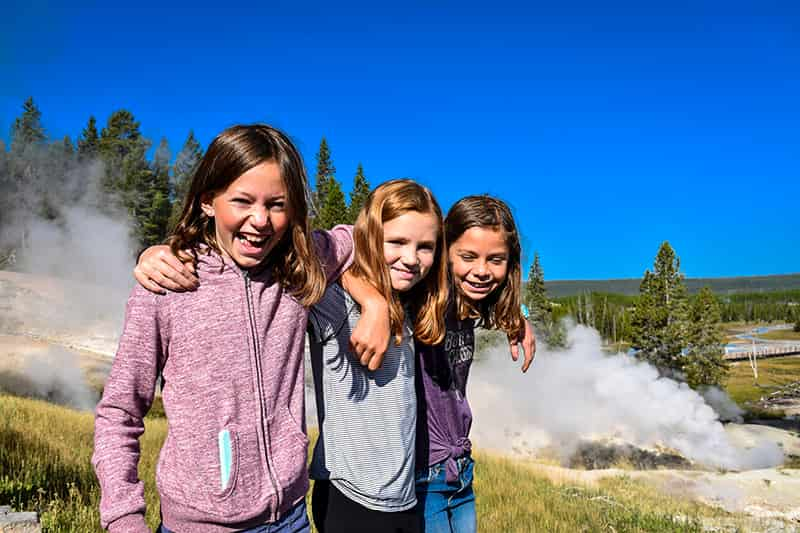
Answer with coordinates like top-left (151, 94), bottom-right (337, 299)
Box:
top-left (468, 324), bottom-right (784, 471)
top-left (1, 154), bottom-right (133, 409)
top-left (0, 344), bottom-right (98, 411)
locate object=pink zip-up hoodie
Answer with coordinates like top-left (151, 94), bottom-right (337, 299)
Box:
top-left (93, 227), bottom-right (353, 532)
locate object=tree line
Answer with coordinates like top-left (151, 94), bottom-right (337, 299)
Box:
top-left (0, 97), bottom-right (370, 265)
top-left (523, 241), bottom-right (800, 389)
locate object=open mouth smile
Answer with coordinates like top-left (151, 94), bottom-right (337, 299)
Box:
top-left (464, 279), bottom-right (494, 291)
top-left (236, 232), bottom-right (270, 250)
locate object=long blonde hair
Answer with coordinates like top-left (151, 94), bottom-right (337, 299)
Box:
top-left (349, 179), bottom-right (449, 345)
top-left (168, 124), bottom-right (326, 306)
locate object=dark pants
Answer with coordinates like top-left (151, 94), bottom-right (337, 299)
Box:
top-left (312, 479), bottom-right (421, 533)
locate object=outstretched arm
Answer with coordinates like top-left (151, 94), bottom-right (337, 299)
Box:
top-left (134, 246), bottom-right (198, 294)
top-left (341, 271), bottom-right (390, 371)
top-left (508, 319), bottom-right (536, 372)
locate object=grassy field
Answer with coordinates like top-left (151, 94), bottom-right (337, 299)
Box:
top-left (725, 355), bottom-right (800, 405)
top-left (0, 393), bottom-right (753, 532)
top-left (759, 329), bottom-right (800, 341)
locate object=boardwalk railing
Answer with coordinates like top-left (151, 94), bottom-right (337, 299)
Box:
top-left (724, 344), bottom-right (800, 362)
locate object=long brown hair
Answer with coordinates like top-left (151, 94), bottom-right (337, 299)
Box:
top-left (349, 179), bottom-right (449, 345)
top-left (167, 124), bottom-right (326, 306)
top-left (445, 195), bottom-right (525, 340)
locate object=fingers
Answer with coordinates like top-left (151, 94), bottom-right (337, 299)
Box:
top-left (139, 253), bottom-right (198, 292)
top-left (519, 320), bottom-right (537, 373)
top-left (509, 341), bottom-right (520, 362)
top-left (146, 265), bottom-right (192, 292)
top-left (134, 265), bottom-right (166, 295)
top-left (367, 351), bottom-right (385, 371)
top-left (521, 329), bottom-right (536, 373)
top-left (522, 346), bottom-right (534, 373)
top-left (349, 334), bottom-right (388, 371)
top-left (157, 250), bottom-right (198, 288)
top-left (351, 337), bottom-right (375, 367)
top-left (359, 348), bottom-right (375, 367)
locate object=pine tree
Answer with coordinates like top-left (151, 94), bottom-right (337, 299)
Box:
top-left (524, 252), bottom-right (550, 324)
top-left (77, 116), bottom-right (100, 160)
top-left (98, 110), bottom-right (146, 216)
top-left (122, 140), bottom-right (158, 248)
top-left (683, 287), bottom-right (728, 388)
top-left (312, 137), bottom-right (335, 226)
top-left (0, 139), bottom-right (8, 240)
top-left (152, 137), bottom-right (171, 184)
top-left (61, 135), bottom-right (75, 156)
top-left (316, 177), bottom-right (348, 230)
top-left (7, 97), bottom-right (51, 225)
top-left (169, 131), bottom-right (203, 229)
top-left (10, 97), bottom-right (46, 152)
top-left (523, 252), bottom-right (566, 348)
top-left (141, 190), bottom-right (172, 247)
top-left (347, 163), bottom-right (370, 224)
top-left (630, 241), bottom-right (689, 373)
top-left (99, 110), bottom-right (143, 190)
top-left (140, 138), bottom-right (172, 245)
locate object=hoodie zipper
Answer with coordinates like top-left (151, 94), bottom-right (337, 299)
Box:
top-left (243, 271), bottom-right (282, 515)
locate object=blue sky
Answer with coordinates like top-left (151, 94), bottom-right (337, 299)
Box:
top-left (2, 1), bottom-right (798, 280)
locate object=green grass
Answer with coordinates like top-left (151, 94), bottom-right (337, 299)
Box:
top-left (724, 355), bottom-right (800, 405)
top-left (1, 393), bottom-right (755, 532)
top-left (758, 329), bottom-right (800, 341)
top-left (0, 394), bottom-right (165, 531)
top-left (472, 453), bottom-right (727, 533)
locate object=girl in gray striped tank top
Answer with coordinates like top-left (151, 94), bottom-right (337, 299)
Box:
top-left (308, 179), bottom-right (449, 533)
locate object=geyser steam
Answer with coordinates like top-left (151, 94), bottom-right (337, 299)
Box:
top-left (469, 325), bottom-right (784, 471)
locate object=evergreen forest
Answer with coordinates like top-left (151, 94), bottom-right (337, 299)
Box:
top-left (0, 97), bottom-right (369, 269)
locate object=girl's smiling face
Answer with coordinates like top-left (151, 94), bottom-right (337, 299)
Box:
top-left (449, 226), bottom-right (510, 302)
top-left (201, 161), bottom-right (290, 268)
top-left (383, 211), bottom-right (439, 292)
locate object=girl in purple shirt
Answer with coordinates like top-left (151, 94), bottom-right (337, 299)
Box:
top-left (414, 195), bottom-right (534, 533)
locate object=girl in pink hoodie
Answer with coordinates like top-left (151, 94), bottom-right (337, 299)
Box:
top-left (93, 124), bottom-right (385, 533)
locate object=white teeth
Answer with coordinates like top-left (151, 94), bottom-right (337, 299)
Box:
top-left (239, 234), bottom-right (268, 245)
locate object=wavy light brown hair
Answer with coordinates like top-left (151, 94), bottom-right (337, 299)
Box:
top-left (349, 179), bottom-right (449, 345)
top-left (445, 195), bottom-right (525, 341)
top-left (167, 124), bottom-right (326, 307)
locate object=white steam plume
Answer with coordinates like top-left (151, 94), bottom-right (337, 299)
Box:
top-left (1, 156), bottom-right (133, 409)
top-left (469, 324), bottom-right (784, 471)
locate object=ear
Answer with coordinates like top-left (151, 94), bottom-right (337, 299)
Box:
top-left (200, 194), bottom-right (215, 218)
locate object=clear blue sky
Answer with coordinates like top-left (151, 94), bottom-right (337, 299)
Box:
top-left (2, 1), bottom-right (798, 280)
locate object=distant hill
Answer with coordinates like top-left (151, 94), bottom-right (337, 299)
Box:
top-left (545, 273), bottom-right (800, 298)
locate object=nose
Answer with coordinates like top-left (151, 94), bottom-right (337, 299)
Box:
top-left (249, 206), bottom-right (271, 229)
top-left (473, 260), bottom-right (490, 278)
top-left (400, 245), bottom-right (419, 268)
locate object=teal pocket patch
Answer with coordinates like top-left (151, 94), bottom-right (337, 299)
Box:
top-left (218, 429), bottom-right (232, 490)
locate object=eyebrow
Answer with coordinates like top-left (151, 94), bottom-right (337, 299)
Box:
top-left (230, 190), bottom-right (286, 200)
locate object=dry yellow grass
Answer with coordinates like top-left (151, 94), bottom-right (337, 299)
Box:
top-left (0, 393), bottom-right (759, 532)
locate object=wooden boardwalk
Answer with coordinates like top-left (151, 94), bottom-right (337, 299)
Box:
top-left (724, 344), bottom-right (800, 362)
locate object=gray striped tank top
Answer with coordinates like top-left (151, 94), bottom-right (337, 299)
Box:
top-left (307, 282), bottom-right (417, 512)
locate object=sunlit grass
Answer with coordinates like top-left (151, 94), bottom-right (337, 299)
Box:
top-left (725, 355), bottom-right (800, 405)
top-left (1, 393), bottom-right (764, 532)
top-left (758, 329), bottom-right (800, 341)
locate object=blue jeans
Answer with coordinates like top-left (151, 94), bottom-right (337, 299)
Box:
top-left (158, 500), bottom-right (310, 533)
top-left (415, 456), bottom-right (476, 533)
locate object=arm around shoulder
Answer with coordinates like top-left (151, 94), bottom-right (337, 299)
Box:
top-left (312, 225), bottom-right (355, 283)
